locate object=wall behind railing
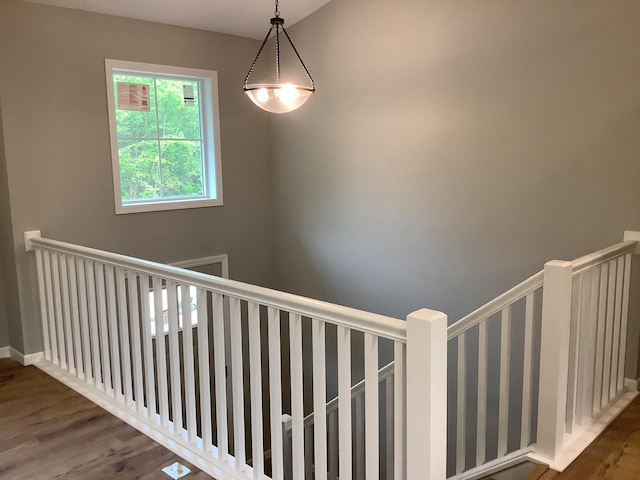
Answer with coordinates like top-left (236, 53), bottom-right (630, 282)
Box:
top-left (271, 0), bottom-right (640, 324)
top-left (0, 0), bottom-right (274, 355)
top-left (0, 99), bottom-right (16, 350)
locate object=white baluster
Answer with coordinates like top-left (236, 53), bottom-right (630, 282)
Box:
top-left (385, 374), bottom-right (393, 480)
top-left (583, 269), bottom-right (600, 419)
top-left (337, 325), bottom-right (352, 480)
top-left (566, 275), bottom-right (582, 433)
top-left (498, 306), bottom-right (511, 457)
top-left (268, 307), bottom-right (284, 479)
top-left (126, 271), bottom-right (144, 413)
top-left (140, 274), bottom-right (156, 419)
top-left (593, 263), bottom-right (608, 414)
top-left (43, 250), bottom-right (59, 365)
top-left (153, 277), bottom-right (170, 427)
top-left (181, 284), bottom-right (197, 446)
top-left (105, 265), bottom-right (121, 399)
top-left (116, 268), bottom-right (132, 405)
top-left (87, 261), bottom-right (102, 387)
top-left (313, 318), bottom-right (328, 480)
top-left (77, 259), bottom-right (93, 384)
top-left (197, 289), bottom-right (213, 453)
top-left (67, 256), bottom-right (83, 378)
top-left (248, 302), bottom-right (264, 479)
top-left (290, 313), bottom-right (305, 480)
top-left (476, 320), bottom-right (487, 466)
top-left (610, 256), bottom-right (625, 397)
top-left (51, 252), bottom-right (67, 369)
top-left (282, 414), bottom-right (293, 480)
top-left (618, 254), bottom-right (632, 392)
top-left (96, 263), bottom-right (112, 393)
top-left (355, 394), bottom-right (364, 480)
top-left (576, 271), bottom-right (595, 425)
top-left (166, 281), bottom-right (183, 435)
top-left (521, 293), bottom-right (535, 447)
top-left (456, 332), bottom-right (466, 474)
top-left (602, 260), bottom-right (616, 405)
top-left (35, 249), bottom-right (51, 362)
top-left (364, 332), bottom-right (379, 480)
top-left (230, 296), bottom-right (246, 470)
top-left (394, 342), bottom-right (406, 480)
top-left (59, 254), bottom-right (75, 374)
top-left (212, 292), bottom-right (227, 458)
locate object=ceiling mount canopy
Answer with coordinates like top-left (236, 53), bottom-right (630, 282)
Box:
top-left (243, 0), bottom-right (315, 113)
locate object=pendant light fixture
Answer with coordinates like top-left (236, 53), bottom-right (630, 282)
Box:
top-left (243, 0), bottom-right (315, 114)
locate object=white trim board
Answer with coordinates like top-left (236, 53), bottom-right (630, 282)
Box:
top-left (447, 448), bottom-right (536, 480)
top-left (11, 348), bottom-right (43, 366)
top-left (170, 254), bottom-right (229, 279)
top-left (0, 347), bottom-right (43, 365)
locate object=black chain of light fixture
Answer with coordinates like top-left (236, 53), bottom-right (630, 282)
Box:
top-left (243, 0), bottom-right (315, 90)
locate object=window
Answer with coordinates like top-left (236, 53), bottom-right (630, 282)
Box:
top-left (105, 59), bottom-right (223, 214)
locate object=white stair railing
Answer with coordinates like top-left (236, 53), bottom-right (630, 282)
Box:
top-left (447, 234), bottom-right (639, 478)
top-left (27, 233), bottom-right (447, 480)
top-left (536, 238), bottom-right (637, 469)
top-left (446, 270), bottom-right (544, 477)
top-left (26, 230), bottom-right (638, 480)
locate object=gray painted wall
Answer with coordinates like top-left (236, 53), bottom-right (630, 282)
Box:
top-left (271, 0), bottom-right (640, 323)
top-left (0, 99), bottom-right (17, 349)
top-left (0, 0), bottom-right (275, 354)
top-left (0, 259), bottom-right (8, 349)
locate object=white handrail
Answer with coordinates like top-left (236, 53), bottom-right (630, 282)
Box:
top-left (570, 240), bottom-right (636, 275)
top-left (447, 271), bottom-right (543, 339)
top-left (30, 236), bottom-right (407, 342)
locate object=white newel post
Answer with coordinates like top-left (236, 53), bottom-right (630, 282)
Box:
top-left (536, 260), bottom-right (573, 462)
top-left (406, 308), bottom-right (447, 480)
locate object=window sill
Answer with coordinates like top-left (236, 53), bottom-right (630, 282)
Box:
top-left (116, 196), bottom-right (223, 215)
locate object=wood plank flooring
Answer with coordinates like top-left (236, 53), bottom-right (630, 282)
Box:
top-left (535, 394), bottom-right (640, 480)
top-left (0, 358), bottom-right (212, 480)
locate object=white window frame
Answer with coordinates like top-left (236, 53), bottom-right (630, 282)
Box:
top-left (105, 59), bottom-right (223, 214)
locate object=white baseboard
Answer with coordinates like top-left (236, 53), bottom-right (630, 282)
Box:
top-left (4, 348), bottom-right (44, 366)
top-left (625, 378), bottom-right (638, 392)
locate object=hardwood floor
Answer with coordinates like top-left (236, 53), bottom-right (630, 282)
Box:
top-left (3, 356), bottom-right (639, 480)
top-left (534, 395), bottom-right (640, 480)
top-left (0, 358), bottom-right (212, 479)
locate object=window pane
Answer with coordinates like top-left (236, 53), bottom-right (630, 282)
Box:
top-left (159, 140), bottom-right (204, 198)
top-left (118, 140), bottom-right (160, 201)
top-left (155, 79), bottom-right (202, 140)
top-left (113, 74), bottom-right (158, 139)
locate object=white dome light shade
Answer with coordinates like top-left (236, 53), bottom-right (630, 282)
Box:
top-left (243, 2), bottom-right (315, 114)
top-left (244, 84), bottom-right (314, 114)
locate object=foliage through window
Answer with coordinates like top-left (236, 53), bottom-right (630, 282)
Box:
top-left (106, 60), bottom-right (223, 214)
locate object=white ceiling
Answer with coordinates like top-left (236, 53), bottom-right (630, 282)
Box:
top-left (21, 0), bottom-right (332, 39)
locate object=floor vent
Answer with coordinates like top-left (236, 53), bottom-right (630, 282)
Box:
top-left (162, 462), bottom-right (191, 479)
